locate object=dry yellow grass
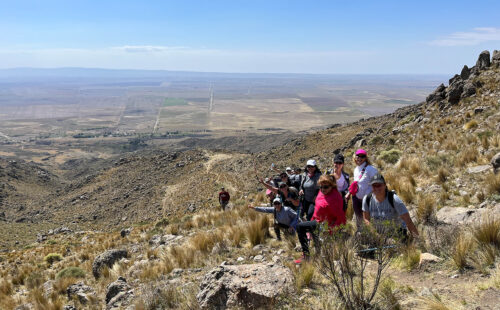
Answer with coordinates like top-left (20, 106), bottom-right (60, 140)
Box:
top-left (245, 214), bottom-right (269, 247)
top-left (452, 233), bottom-right (474, 270)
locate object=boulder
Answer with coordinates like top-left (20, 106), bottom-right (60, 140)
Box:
top-left (66, 282), bottom-right (96, 305)
top-left (92, 249), bottom-right (127, 279)
top-left (447, 79), bottom-right (464, 104)
top-left (476, 50), bottom-right (491, 70)
top-left (460, 65), bottom-right (470, 80)
top-left (466, 165), bottom-right (491, 174)
top-left (436, 207), bottom-right (488, 225)
top-left (197, 263), bottom-right (294, 309)
top-left (492, 50), bottom-right (500, 66)
top-left (461, 82), bottom-right (476, 98)
top-left (491, 152), bottom-right (500, 174)
top-left (426, 83), bottom-right (446, 103)
top-left (418, 253), bottom-right (443, 269)
top-left (106, 277), bottom-right (132, 305)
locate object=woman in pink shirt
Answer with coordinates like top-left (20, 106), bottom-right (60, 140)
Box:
top-left (295, 174), bottom-right (345, 263)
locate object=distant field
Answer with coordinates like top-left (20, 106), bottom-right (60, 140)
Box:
top-left (0, 69), bottom-right (446, 143)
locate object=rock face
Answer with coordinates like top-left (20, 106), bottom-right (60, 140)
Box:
top-left (436, 205), bottom-right (500, 225)
top-left (92, 249), bottom-right (127, 279)
top-left (66, 282), bottom-right (96, 304)
top-left (106, 277), bottom-right (134, 310)
top-left (476, 50), bottom-right (491, 70)
top-left (447, 78), bottom-right (464, 104)
top-left (493, 50), bottom-right (500, 66)
top-left (197, 263), bottom-right (294, 309)
top-left (419, 253), bottom-right (443, 269)
top-left (491, 152), bottom-right (500, 174)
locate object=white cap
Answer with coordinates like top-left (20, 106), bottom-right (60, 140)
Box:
top-left (306, 159), bottom-right (316, 166)
top-left (286, 167), bottom-right (292, 171)
top-left (273, 198), bottom-right (282, 204)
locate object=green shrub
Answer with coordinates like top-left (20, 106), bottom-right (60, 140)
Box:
top-left (56, 266), bottom-right (86, 279)
top-left (44, 253), bottom-right (63, 265)
top-left (379, 149), bottom-right (402, 164)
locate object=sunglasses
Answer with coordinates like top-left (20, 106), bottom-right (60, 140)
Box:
top-left (372, 183), bottom-right (384, 188)
top-left (319, 185), bottom-right (331, 189)
top-left (273, 202), bottom-right (281, 205)
top-left (334, 162), bottom-right (343, 164)
top-left (306, 165), bottom-right (315, 168)
top-left (356, 154), bottom-right (366, 158)
top-left (279, 185), bottom-right (287, 188)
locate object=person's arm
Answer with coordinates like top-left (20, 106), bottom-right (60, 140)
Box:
top-left (288, 209), bottom-right (298, 230)
top-left (400, 213), bottom-right (419, 237)
top-left (363, 211), bottom-right (371, 226)
top-left (357, 165), bottom-right (374, 195)
top-left (257, 177), bottom-right (278, 194)
top-left (248, 205), bottom-right (274, 214)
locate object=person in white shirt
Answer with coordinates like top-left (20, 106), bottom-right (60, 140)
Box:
top-left (345, 149), bottom-right (378, 226)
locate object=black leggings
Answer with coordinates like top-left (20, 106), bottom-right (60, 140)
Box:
top-left (296, 220), bottom-right (320, 255)
top-left (300, 200), bottom-right (315, 221)
top-left (352, 195), bottom-right (363, 222)
top-left (273, 223), bottom-right (292, 240)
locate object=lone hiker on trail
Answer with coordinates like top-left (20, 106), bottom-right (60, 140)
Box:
top-left (219, 187), bottom-right (230, 211)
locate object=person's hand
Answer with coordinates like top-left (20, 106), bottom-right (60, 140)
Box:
top-left (299, 190), bottom-right (304, 196)
top-left (345, 193), bottom-right (351, 200)
top-left (248, 204), bottom-right (255, 209)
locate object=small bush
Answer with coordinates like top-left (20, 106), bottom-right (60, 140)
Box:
top-left (379, 149), bottom-right (402, 164)
top-left (44, 253), bottom-right (63, 265)
top-left (436, 167), bottom-right (449, 184)
top-left (290, 261), bottom-right (315, 290)
top-left (396, 244), bottom-right (421, 271)
top-left (26, 272), bottom-right (44, 289)
top-left (56, 267), bottom-right (86, 279)
top-left (0, 279), bottom-right (12, 295)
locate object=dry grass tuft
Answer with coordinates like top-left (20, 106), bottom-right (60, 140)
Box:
top-left (456, 146), bottom-right (479, 166)
top-left (396, 244), bottom-right (421, 271)
top-left (288, 261), bottom-right (315, 291)
top-left (452, 233), bottom-right (474, 270)
top-left (227, 225), bottom-right (245, 247)
top-left (463, 119), bottom-right (479, 130)
top-left (484, 173), bottom-right (500, 196)
top-left (473, 217), bottom-right (500, 249)
top-left (245, 215), bottom-right (269, 247)
top-left (436, 167), bottom-right (449, 184)
top-left (415, 194), bottom-right (436, 224)
top-left (0, 279), bottom-right (13, 295)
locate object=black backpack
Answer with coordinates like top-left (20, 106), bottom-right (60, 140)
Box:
top-left (364, 190), bottom-right (396, 209)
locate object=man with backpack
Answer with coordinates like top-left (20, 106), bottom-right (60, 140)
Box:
top-left (248, 198), bottom-right (298, 240)
top-left (362, 173), bottom-right (419, 242)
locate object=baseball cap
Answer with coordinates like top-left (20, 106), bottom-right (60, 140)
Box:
top-left (369, 173), bottom-right (386, 185)
top-left (355, 149), bottom-right (367, 156)
top-left (306, 159), bottom-right (316, 166)
top-left (273, 198), bottom-right (282, 204)
top-left (334, 154), bottom-right (344, 164)
top-left (286, 167), bottom-right (292, 171)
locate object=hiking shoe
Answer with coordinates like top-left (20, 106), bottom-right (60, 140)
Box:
top-left (294, 253), bottom-right (310, 264)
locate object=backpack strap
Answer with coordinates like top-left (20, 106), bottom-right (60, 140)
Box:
top-left (387, 190), bottom-right (395, 209)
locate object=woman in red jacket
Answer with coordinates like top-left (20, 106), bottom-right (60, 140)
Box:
top-left (295, 174), bottom-right (345, 263)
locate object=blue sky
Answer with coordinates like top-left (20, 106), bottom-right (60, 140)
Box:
top-left (1, 0), bottom-right (499, 74)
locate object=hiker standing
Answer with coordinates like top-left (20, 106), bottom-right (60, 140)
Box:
top-left (295, 174), bottom-right (345, 263)
top-left (346, 149), bottom-right (378, 226)
top-left (248, 198), bottom-right (298, 241)
top-left (218, 187), bottom-right (230, 211)
top-left (299, 159), bottom-right (322, 221)
top-left (331, 154), bottom-right (350, 212)
top-left (362, 173), bottom-right (419, 242)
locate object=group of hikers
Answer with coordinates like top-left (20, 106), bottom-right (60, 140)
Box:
top-left (243, 149), bottom-right (419, 263)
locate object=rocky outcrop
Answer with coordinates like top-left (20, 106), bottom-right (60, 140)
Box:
top-left (436, 205), bottom-right (500, 225)
top-left (476, 50), bottom-right (491, 70)
top-left (66, 282), bottom-right (96, 305)
top-left (491, 152), bottom-right (500, 174)
top-left (197, 263), bottom-right (293, 309)
top-left (493, 50), bottom-right (500, 67)
top-left (92, 249), bottom-right (127, 279)
top-left (106, 277), bottom-right (134, 310)
top-left (446, 78), bottom-right (464, 104)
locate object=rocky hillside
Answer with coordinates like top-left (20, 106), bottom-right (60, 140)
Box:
top-left (0, 51), bottom-right (499, 310)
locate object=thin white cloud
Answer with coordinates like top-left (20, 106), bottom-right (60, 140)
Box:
top-left (429, 27), bottom-right (500, 46)
top-left (113, 45), bottom-right (189, 53)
